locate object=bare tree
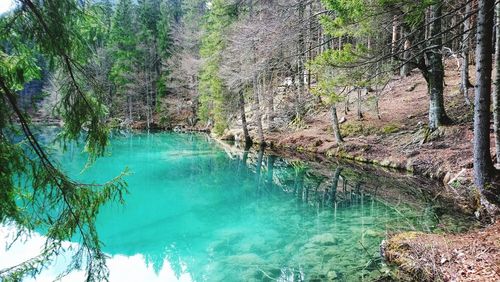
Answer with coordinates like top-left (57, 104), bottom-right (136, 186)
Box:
top-left (460, 0), bottom-right (473, 106)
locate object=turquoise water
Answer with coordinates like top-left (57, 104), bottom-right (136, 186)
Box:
top-left (6, 132), bottom-right (468, 281)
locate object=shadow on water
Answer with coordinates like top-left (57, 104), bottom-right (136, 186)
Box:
top-left (11, 130), bottom-right (475, 281)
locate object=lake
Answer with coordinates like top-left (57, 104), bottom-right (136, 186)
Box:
top-left (0, 132), bottom-right (470, 281)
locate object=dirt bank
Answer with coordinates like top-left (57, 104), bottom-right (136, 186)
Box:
top-left (382, 221), bottom-right (500, 281)
top-left (265, 61), bottom-right (478, 186)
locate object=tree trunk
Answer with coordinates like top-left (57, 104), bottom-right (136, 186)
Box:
top-left (242, 146), bottom-right (250, 164)
top-left (331, 166), bottom-right (342, 204)
top-left (474, 0), bottom-right (495, 195)
top-left (267, 155), bottom-right (275, 190)
top-left (357, 88), bottom-right (363, 120)
top-left (256, 145), bottom-right (264, 187)
top-left (319, 23), bottom-right (324, 53)
top-left (344, 95), bottom-right (349, 115)
top-left (425, 6), bottom-right (431, 40)
top-left (296, 1), bottom-right (305, 119)
top-left (461, 0), bottom-right (472, 106)
top-left (128, 96), bottom-right (133, 122)
top-left (146, 68), bottom-right (151, 130)
top-left (267, 72), bottom-right (274, 129)
top-left (375, 65), bottom-right (382, 119)
top-left (238, 90), bottom-right (252, 146)
top-left (400, 37), bottom-right (412, 76)
top-left (253, 76), bottom-right (264, 145)
top-left (294, 166), bottom-right (305, 198)
top-left (330, 105), bottom-right (343, 144)
top-left (391, 15), bottom-right (398, 60)
top-left (426, 2), bottom-right (450, 130)
top-left (494, 1), bottom-right (500, 164)
top-left (307, 1), bottom-right (313, 91)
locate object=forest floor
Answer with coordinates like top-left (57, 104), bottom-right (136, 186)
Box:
top-left (383, 221), bottom-right (500, 281)
top-left (267, 59), bottom-right (478, 188)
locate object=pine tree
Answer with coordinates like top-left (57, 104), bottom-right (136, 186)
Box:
top-left (198, 0), bottom-right (238, 135)
top-left (110, 0), bottom-right (138, 121)
top-left (0, 1), bottom-right (127, 280)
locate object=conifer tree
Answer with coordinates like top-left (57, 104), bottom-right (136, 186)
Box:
top-left (110, 0), bottom-right (138, 121)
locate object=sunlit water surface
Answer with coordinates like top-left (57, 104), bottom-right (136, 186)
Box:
top-left (1, 132), bottom-right (469, 281)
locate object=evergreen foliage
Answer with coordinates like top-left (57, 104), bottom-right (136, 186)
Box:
top-left (198, 0), bottom-right (238, 135)
top-left (0, 0), bottom-right (128, 280)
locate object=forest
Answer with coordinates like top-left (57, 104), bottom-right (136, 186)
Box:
top-left (1, 0), bottom-right (500, 281)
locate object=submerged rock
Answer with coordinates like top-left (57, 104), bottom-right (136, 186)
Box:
top-left (226, 253), bottom-right (265, 266)
top-left (327, 270), bottom-right (338, 280)
top-left (309, 233), bottom-right (339, 246)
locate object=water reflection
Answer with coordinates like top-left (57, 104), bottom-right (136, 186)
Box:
top-left (1, 133), bottom-right (471, 281)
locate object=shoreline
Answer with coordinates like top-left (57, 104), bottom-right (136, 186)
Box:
top-left (31, 121), bottom-right (476, 205)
